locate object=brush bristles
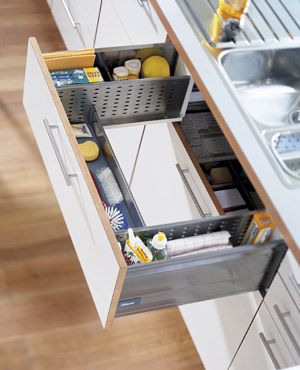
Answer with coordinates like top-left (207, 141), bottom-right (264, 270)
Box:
top-left (96, 167), bottom-right (124, 206)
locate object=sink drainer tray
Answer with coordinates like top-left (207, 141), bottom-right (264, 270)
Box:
top-left (271, 131), bottom-right (300, 180)
top-left (176, 0), bottom-right (300, 49)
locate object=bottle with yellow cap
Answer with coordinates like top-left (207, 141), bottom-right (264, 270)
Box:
top-left (147, 232), bottom-right (168, 261)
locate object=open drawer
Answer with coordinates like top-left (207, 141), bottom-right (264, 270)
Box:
top-left (23, 37), bottom-right (286, 329)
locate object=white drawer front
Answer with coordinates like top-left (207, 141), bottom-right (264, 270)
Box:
top-left (180, 292), bottom-right (262, 370)
top-left (111, 0), bottom-right (167, 45)
top-left (230, 303), bottom-right (295, 370)
top-left (280, 250), bottom-right (300, 310)
top-left (95, 0), bottom-right (131, 47)
top-left (23, 38), bottom-right (126, 328)
top-left (266, 274), bottom-right (300, 363)
top-left (69, 0), bottom-right (101, 48)
top-left (51, 0), bottom-right (85, 49)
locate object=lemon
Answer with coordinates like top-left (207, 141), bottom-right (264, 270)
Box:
top-left (141, 55), bottom-right (170, 78)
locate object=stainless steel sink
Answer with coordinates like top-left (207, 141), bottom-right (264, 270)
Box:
top-left (220, 47), bottom-right (300, 128)
top-left (219, 46), bottom-right (300, 186)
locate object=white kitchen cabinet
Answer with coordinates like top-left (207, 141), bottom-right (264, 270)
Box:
top-left (180, 292), bottom-right (262, 370)
top-left (94, 0), bottom-right (131, 48)
top-left (105, 125), bottom-right (145, 184)
top-left (230, 303), bottom-right (296, 370)
top-left (109, 0), bottom-right (167, 45)
top-left (95, 0), bottom-right (166, 48)
top-left (266, 275), bottom-right (300, 363)
top-left (130, 123), bottom-right (218, 225)
top-left (51, 0), bottom-right (102, 49)
top-left (280, 251), bottom-right (300, 311)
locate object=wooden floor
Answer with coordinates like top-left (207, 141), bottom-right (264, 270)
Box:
top-left (0, 1), bottom-right (204, 369)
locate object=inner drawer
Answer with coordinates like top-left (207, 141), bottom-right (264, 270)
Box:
top-left (47, 45), bottom-right (287, 317)
top-left (54, 43), bottom-right (191, 126)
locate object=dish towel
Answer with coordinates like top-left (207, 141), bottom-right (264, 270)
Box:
top-left (167, 230), bottom-right (231, 257)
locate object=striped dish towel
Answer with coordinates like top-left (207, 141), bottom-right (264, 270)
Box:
top-left (167, 231), bottom-right (231, 257)
top-left (171, 244), bottom-right (232, 258)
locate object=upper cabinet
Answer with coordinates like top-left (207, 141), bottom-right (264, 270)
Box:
top-left (49, 0), bottom-right (167, 49)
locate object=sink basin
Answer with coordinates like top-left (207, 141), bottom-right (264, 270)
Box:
top-left (219, 47), bottom-right (300, 128)
top-left (219, 46), bottom-right (300, 186)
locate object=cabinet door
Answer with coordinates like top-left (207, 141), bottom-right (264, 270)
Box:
top-left (180, 292), bottom-right (262, 370)
top-left (265, 275), bottom-right (300, 363)
top-left (111, 0), bottom-right (167, 45)
top-left (130, 123), bottom-right (217, 225)
top-left (105, 125), bottom-right (145, 184)
top-left (68, 0), bottom-right (102, 48)
top-left (279, 250), bottom-right (300, 310)
top-left (51, 0), bottom-right (101, 49)
top-left (23, 37), bottom-right (126, 328)
top-left (230, 303), bottom-right (296, 370)
top-left (51, 0), bottom-right (85, 49)
top-left (95, 0), bottom-right (131, 47)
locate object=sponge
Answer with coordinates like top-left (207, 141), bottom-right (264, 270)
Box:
top-left (79, 140), bottom-right (100, 161)
top-left (141, 55), bottom-right (170, 78)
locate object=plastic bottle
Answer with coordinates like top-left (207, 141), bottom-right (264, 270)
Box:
top-left (218, 0), bottom-right (249, 20)
top-left (147, 232), bottom-right (168, 261)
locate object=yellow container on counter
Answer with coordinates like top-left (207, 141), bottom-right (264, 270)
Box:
top-left (219, 0), bottom-right (249, 20)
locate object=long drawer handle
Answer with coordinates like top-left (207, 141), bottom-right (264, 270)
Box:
top-left (274, 304), bottom-right (300, 356)
top-left (43, 119), bottom-right (77, 186)
top-left (259, 332), bottom-right (280, 369)
top-left (176, 163), bottom-right (211, 218)
top-left (60, 0), bottom-right (77, 28)
top-left (137, 0), bottom-right (148, 6)
top-left (59, 0), bottom-right (86, 47)
top-left (289, 273), bottom-right (300, 297)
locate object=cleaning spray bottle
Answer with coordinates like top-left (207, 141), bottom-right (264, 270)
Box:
top-left (147, 232), bottom-right (168, 261)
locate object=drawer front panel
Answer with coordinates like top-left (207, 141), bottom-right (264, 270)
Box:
top-left (279, 250), bottom-right (300, 310)
top-left (230, 303), bottom-right (296, 370)
top-left (51, 0), bottom-right (85, 49)
top-left (23, 38), bottom-right (126, 328)
top-left (265, 274), bottom-right (300, 363)
top-left (111, 0), bottom-right (167, 45)
top-left (115, 213), bottom-right (286, 316)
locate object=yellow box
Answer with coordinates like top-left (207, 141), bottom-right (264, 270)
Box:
top-left (242, 211), bottom-right (275, 244)
top-left (83, 67), bottom-right (103, 83)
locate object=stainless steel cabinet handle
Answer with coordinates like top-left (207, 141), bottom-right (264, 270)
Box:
top-left (43, 119), bottom-right (77, 186)
top-left (60, 0), bottom-right (76, 28)
top-left (59, 0), bottom-right (86, 47)
top-left (176, 163), bottom-right (211, 218)
top-left (137, 0), bottom-right (148, 6)
top-left (259, 332), bottom-right (280, 369)
top-left (289, 273), bottom-right (300, 297)
top-left (274, 304), bottom-right (300, 356)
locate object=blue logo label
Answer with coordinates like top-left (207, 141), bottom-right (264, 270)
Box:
top-left (118, 297), bottom-right (141, 308)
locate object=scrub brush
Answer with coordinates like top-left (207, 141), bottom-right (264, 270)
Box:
top-left (96, 167), bottom-right (124, 206)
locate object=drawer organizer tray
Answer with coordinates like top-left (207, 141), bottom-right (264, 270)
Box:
top-left (115, 212), bottom-right (286, 316)
top-left (75, 109), bottom-right (286, 317)
top-left (57, 43), bottom-right (191, 125)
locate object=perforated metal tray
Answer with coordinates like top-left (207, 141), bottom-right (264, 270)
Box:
top-left (57, 43), bottom-right (191, 125)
